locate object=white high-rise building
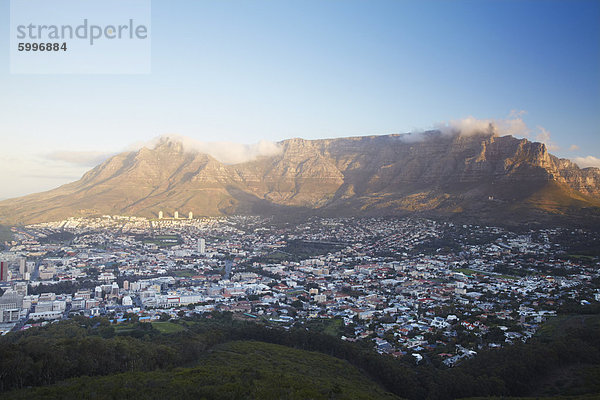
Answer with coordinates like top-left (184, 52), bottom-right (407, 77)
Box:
top-left (19, 258), bottom-right (26, 275)
top-left (198, 238), bottom-right (206, 254)
top-left (188, 211), bottom-right (193, 219)
top-left (158, 211), bottom-right (163, 219)
top-left (174, 211), bottom-right (179, 219)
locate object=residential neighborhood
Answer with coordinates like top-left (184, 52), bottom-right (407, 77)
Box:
top-left (1, 215), bottom-right (599, 366)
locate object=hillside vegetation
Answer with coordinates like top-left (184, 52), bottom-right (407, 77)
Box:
top-left (5, 340), bottom-right (396, 400)
top-left (1, 311), bottom-right (599, 399)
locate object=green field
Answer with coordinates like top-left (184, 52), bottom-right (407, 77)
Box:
top-left (173, 269), bottom-right (197, 277)
top-left (151, 321), bottom-right (187, 334)
top-left (304, 317), bottom-right (345, 337)
top-left (142, 234), bottom-right (182, 247)
top-left (455, 268), bottom-right (476, 276)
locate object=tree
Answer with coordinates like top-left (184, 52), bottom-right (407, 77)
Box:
top-left (291, 300), bottom-right (304, 309)
top-left (485, 327), bottom-right (505, 344)
top-left (159, 313), bottom-right (170, 321)
top-left (125, 312), bottom-right (139, 322)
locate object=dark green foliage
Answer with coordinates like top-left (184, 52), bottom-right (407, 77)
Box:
top-left (302, 317), bottom-right (345, 337)
top-left (5, 341), bottom-right (397, 399)
top-left (1, 312), bottom-right (599, 399)
top-left (281, 240), bottom-right (344, 258)
top-left (554, 230), bottom-right (600, 257)
top-left (254, 240), bottom-right (344, 263)
top-left (27, 280), bottom-right (98, 296)
top-left (37, 231), bottom-right (75, 244)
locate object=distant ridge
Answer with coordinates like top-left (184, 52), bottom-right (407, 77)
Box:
top-left (1, 132), bottom-right (599, 226)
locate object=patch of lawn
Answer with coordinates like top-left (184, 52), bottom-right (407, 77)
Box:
top-left (151, 322), bottom-right (186, 334)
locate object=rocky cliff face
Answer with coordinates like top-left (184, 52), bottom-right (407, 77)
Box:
top-left (1, 132), bottom-right (599, 225)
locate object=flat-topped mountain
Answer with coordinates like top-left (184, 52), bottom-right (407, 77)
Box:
top-left (1, 131), bottom-right (599, 225)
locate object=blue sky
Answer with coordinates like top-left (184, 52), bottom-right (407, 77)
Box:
top-left (0, 0), bottom-right (599, 198)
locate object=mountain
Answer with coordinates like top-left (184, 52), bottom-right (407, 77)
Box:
top-left (1, 131), bottom-right (599, 225)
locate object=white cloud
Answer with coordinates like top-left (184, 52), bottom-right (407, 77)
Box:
top-left (534, 126), bottom-right (559, 151)
top-left (401, 114), bottom-right (564, 155)
top-left (140, 134), bottom-right (282, 164)
top-left (499, 117), bottom-right (530, 137)
top-left (573, 156), bottom-right (600, 169)
top-left (569, 144), bottom-right (580, 151)
top-left (435, 116), bottom-right (498, 137)
top-left (431, 114), bottom-right (530, 138)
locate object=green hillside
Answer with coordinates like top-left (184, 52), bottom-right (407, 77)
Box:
top-left (5, 340), bottom-right (398, 400)
top-left (1, 311), bottom-right (599, 399)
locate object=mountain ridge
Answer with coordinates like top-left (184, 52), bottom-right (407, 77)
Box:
top-left (1, 132), bottom-right (599, 226)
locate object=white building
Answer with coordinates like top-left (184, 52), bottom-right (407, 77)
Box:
top-left (19, 258), bottom-right (26, 275)
top-left (29, 310), bottom-right (62, 320)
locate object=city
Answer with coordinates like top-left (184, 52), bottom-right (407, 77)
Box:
top-left (1, 215), bottom-right (598, 368)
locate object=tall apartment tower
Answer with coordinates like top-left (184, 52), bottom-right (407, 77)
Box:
top-left (19, 258), bottom-right (26, 275)
top-left (0, 261), bottom-right (8, 281)
top-left (158, 211), bottom-right (163, 219)
top-left (174, 211), bottom-right (179, 219)
top-left (198, 238), bottom-right (206, 254)
top-left (188, 211), bottom-right (193, 219)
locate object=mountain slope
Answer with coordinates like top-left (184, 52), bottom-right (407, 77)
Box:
top-left (1, 132), bottom-right (599, 225)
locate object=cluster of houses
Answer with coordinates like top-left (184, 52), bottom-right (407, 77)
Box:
top-left (1, 215), bottom-right (598, 365)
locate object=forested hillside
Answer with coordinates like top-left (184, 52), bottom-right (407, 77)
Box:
top-left (1, 311), bottom-right (599, 399)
